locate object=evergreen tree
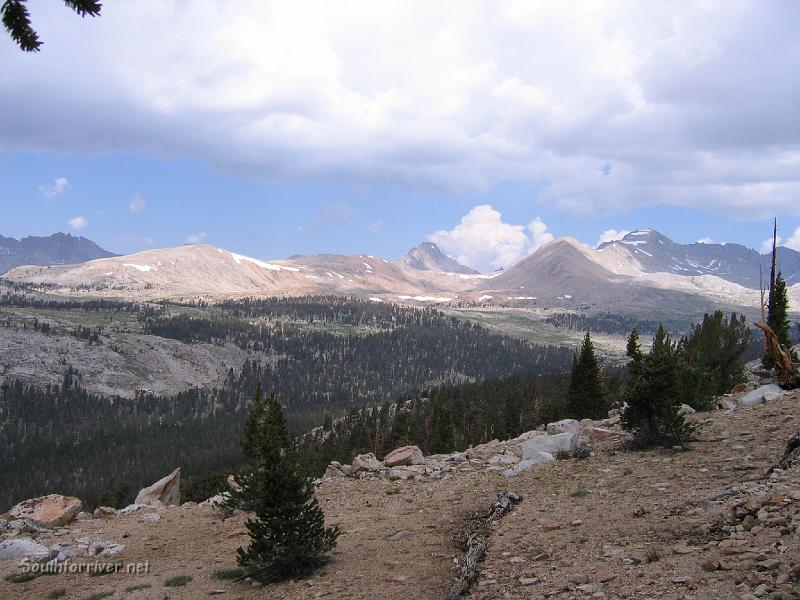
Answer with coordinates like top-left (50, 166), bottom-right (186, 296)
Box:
top-left (229, 388), bottom-right (339, 581)
top-left (764, 272), bottom-right (796, 368)
top-left (430, 399), bottom-right (457, 454)
top-left (622, 325), bottom-right (693, 447)
top-left (626, 329), bottom-right (643, 363)
top-left (2, 0), bottom-right (102, 52)
top-left (567, 332), bottom-right (606, 420)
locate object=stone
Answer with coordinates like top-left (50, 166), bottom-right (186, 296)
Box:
top-left (546, 419), bottom-right (581, 436)
top-left (487, 454), bottom-right (520, 466)
top-left (227, 475), bottom-right (242, 493)
top-left (0, 538), bottom-right (50, 562)
top-left (135, 467), bottom-right (181, 506)
top-left (76, 511), bottom-right (93, 521)
top-left (522, 432), bottom-right (580, 458)
top-left (119, 503), bottom-right (148, 515)
top-left (502, 452), bottom-right (555, 477)
top-left (740, 384), bottom-right (784, 407)
top-left (88, 539), bottom-right (126, 557)
top-left (389, 530), bottom-right (413, 541)
top-left (383, 445), bottom-right (425, 467)
top-left (93, 506), bottom-right (117, 519)
top-left (324, 464), bottom-right (347, 479)
top-left (351, 453), bottom-right (383, 473)
top-left (678, 404), bottom-right (696, 415)
top-left (590, 427), bottom-right (623, 442)
top-left (141, 513), bottom-right (161, 523)
top-left (570, 574), bottom-right (591, 585)
top-left (733, 383), bottom-right (748, 393)
top-left (8, 494), bottom-right (83, 527)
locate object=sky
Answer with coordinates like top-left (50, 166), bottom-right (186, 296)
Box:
top-left (1, 0), bottom-right (800, 272)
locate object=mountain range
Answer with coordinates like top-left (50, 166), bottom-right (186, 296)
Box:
top-left (0, 232), bottom-right (115, 275)
top-left (3, 229), bottom-right (799, 315)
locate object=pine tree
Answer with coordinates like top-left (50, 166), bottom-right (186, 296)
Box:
top-left (430, 399), bottom-right (457, 454)
top-left (764, 272), bottom-right (796, 368)
top-left (2, 0), bottom-right (102, 52)
top-left (622, 325), bottom-right (694, 447)
top-left (626, 329), bottom-right (643, 363)
top-left (567, 332), bottom-right (606, 420)
top-left (229, 387), bottom-right (339, 581)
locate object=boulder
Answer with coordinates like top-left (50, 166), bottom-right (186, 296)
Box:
top-left (487, 454), bottom-right (520, 466)
top-left (227, 475), bottom-right (242, 493)
top-left (135, 467), bottom-right (180, 506)
top-left (732, 383), bottom-right (748, 394)
top-left (678, 404), bottom-right (696, 415)
top-left (351, 452), bottom-right (383, 473)
top-left (0, 538), bottom-right (50, 562)
top-left (546, 419), bottom-right (581, 436)
top-left (324, 463), bottom-right (347, 479)
top-left (92, 506), bottom-right (117, 519)
top-left (590, 427), bottom-right (624, 442)
top-left (502, 452), bottom-right (555, 477)
top-left (522, 432), bottom-right (580, 459)
top-left (740, 384), bottom-right (784, 407)
top-left (8, 494), bottom-right (83, 527)
top-left (383, 445), bottom-right (425, 468)
top-left (119, 503), bottom-right (148, 516)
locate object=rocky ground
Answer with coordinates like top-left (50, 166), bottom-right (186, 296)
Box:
top-left (1, 390), bottom-right (799, 600)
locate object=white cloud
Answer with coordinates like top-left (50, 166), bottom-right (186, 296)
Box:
top-left (185, 232), bottom-right (207, 243)
top-left (761, 236), bottom-right (782, 254)
top-left (696, 237), bottom-right (714, 244)
top-left (39, 177), bottom-right (69, 198)
top-left (595, 229), bottom-right (631, 248)
top-left (784, 227), bottom-right (800, 251)
top-left (429, 204), bottom-right (553, 271)
top-left (68, 216), bottom-right (87, 230)
top-left (368, 221), bottom-right (384, 233)
top-left (129, 193), bottom-right (147, 214)
top-left (5, 2), bottom-right (800, 218)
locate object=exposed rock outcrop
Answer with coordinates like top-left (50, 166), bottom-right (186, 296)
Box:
top-left (134, 467), bottom-right (181, 506)
top-left (8, 495), bottom-right (83, 528)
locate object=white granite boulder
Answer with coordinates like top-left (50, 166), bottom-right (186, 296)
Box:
top-left (135, 467), bottom-right (181, 506)
top-left (546, 419), bottom-right (581, 436)
top-left (502, 452), bottom-right (555, 477)
top-left (0, 538), bottom-right (50, 562)
top-left (351, 453), bottom-right (383, 473)
top-left (522, 432), bottom-right (580, 458)
top-left (383, 445), bottom-right (425, 467)
top-left (740, 384), bottom-right (784, 407)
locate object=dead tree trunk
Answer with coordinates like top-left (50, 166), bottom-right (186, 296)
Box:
top-left (446, 491), bottom-right (521, 600)
top-left (755, 321), bottom-right (799, 387)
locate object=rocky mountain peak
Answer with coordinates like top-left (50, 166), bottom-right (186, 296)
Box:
top-left (402, 242), bottom-right (478, 274)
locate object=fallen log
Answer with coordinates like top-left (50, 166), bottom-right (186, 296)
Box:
top-left (754, 321), bottom-right (799, 387)
top-left (446, 491), bottom-right (521, 600)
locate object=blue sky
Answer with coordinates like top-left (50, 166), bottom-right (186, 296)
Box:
top-left (1, 151), bottom-right (794, 265)
top-left (1, 1), bottom-right (799, 271)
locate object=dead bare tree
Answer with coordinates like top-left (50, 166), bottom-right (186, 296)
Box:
top-left (755, 321), bottom-right (799, 387)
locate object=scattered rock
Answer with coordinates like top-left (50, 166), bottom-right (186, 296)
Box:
top-left (383, 445), bottom-right (425, 467)
top-left (141, 513), bottom-right (161, 523)
top-left (545, 418), bottom-right (581, 436)
top-left (0, 537), bottom-right (50, 562)
top-left (679, 404), bottom-right (696, 415)
top-left (739, 384), bottom-right (784, 407)
top-left (502, 452), bottom-right (555, 477)
top-left (522, 432), bottom-right (580, 458)
top-left (352, 453), bottom-right (383, 473)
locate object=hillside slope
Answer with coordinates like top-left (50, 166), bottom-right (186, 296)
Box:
top-left (1, 390), bottom-right (797, 599)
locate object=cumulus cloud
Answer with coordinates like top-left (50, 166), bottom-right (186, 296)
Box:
top-left (68, 216), bottom-right (87, 230)
top-left (129, 193), bottom-right (147, 214)
top-left (4, 2), bottom-right (800, 218)
top-left (185, 232), bottom-right (207, 243)
top-left (761, 236), bottom-right (781, 254)
top-left (595, 229), bottom-right (631, 248)
top-left (39, 177), bottom-right (69, 198)
top-left (429, 204), bottom-right (553, 271)
top-left (784, 227), bottom-right (800, 252)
